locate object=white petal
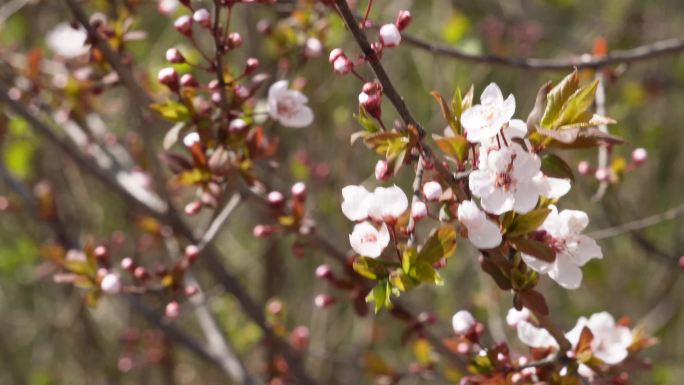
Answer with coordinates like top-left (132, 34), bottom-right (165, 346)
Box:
top-left (46, 23), bottom-right (90, 58)
top-left (349, 221), bottom-right (387, 258)
top-left (480, 188), bottom-right (514, 215)
top-left (268, 80), bottom-right (289, 99)
top-left (516, 320), bottom-right (559, 349)
top-left (548, 254), bottom-right (583, 289)
top-left (279, 105), bottom-right (314, 128)
top-left (468, 219), bottom-right (502, 249)
top-left (565, 317), bottom-right (589, 347)
top-left (480, 83), bottom-right (503, 106)
top-left (521, 253), bottom-right (553, 274)
top-left (512, 183), bottom-right (540, 214)
top-left (504, 119), bottom-right (527, 139)
top-left (594, 344), bottom-right (628, 365)
top-left (501, 94), bottom-right (516, 121)
top-left (369, 185), bottom-right (408, 219)
top-left (341, 185), bottom-right (371, 221)
top-left (506, 307), bottom-right (530, 327)
top-left (559, 209), bottom-right (590, 234)
top-left (468, 170), bottom-right (495, 198)
top-left (563, 235), bottom-right (602, 266)
top-left (538, 176), bottom-right (571, 199)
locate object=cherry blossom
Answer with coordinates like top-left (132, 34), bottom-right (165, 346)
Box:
top-left (411, 201), bottom-right (428, 221)
top-left (469, 144), bottom-right (570, 215)
top-left (267, 80), bottom-right (314, 128)
top-left (460, 83), bottom-right (516, 144)
top-left (565, 312), bottom-right (632, 364)
top-left (456, 200), bottom-right (502, 249)
top-left (349, 221), bottom-right (390, 258)
top-left (100, 273), bottom-right (122, 294)
top-left (452, 310), bottom-right (476, 334)
top-left (366, 185), bottom-right (408, 221)
top-left (521, 206), bottom-right (603, 289)
top-left (46, 23), bottom-right (90, 58)
top-left (341, 185), bottom-right (372, 221)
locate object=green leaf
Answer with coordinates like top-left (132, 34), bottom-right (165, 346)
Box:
top-left (362, 131), bottom-right (409, 159)
top-left (417, 225), bottom-right (457, 265)
top-left (353, 256), bottom-right (387, 280)
top-left (354, 107), bottom-right (381, 133)
top-left (540, 153), bottom-right (574, 181)
top-left (150, 99), bottom-right (191, 122)
top-left (433, 134), bottom-right (468, 163)
top-left (402, 247), bottom-right (418, 274)
top-left (431, 91), bottom-right (458, 132)
top-left (367, 280), bottom-right (393, 313)
top-left (540, 70), bottom-right (580, 129)
top-left (389, 269), bottom-right (417, 292)
top-left (409, 262), bottom-right (444, 286)
top-left (510, 238), bottom-right (556, 263)
top-left (557, 80), bottom-right (599, 127)
top-left (505, 208), bottom-right (550, 238)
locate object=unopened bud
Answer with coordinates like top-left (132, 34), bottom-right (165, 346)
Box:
top-left (422, 181), bottom-right (443, 201)
top-left (228, 118), bottom-right (248, 134)
top-left (185, 244), bottom-right (200, 263)
top-left (359, 91), bottom-right (382, 118)
top-left (192, 8), bottom-right (211, 28)
top-left (291, 182), bottom-right (306, 199)
top-left (304, 37), bottom-right (322, 58)
top-left (185, 286), bottom-right (199, 297)
top-left (244, 57), bottom-right (260, 74)
top-left (333, 56), bottom-right (353, 75)
top-left (374, 159), bottom-right (391, 181)
top-left (227, 32), bottom-right (243, 49)
top-left (184, 200), bottom-right (202, 216)
top-left (631, 147), bottom-right (648, 165)
top-left (289, 326), bottom-right (310, 350)
top-left (328, 48), bottom-right (345, 63)
top-left (165, 301), bottom-right (180, 319)
top-left (158, 67), bottom-right (179, 90)
top-left (267, 191), bottom-right (284, 206)
top-left (411, 201), bottom-right (428, 221)
top-left (173, 15), bottom-right (193, 36)
top-left (180, 73), bottom-right (198, 88)
top-left (395, 10), bottom-right (412, 31)
top-left (315, 264), bottom-right (334, 279)
top-left (121, 257), bottom-right (136, 271)
top-left (679, 255), bottom-right (684, 269)
top-left (165, 48), bottom-right (185, 64)
top-left (94, 245), bottom-right (108, 262)
top-left (314, 294), bottom-right (336, 309)
top-left (100, 273), bottom-right (122, 294)
top-left (253, 224), bottom-right (275, 237)
top-left (595, 168), bottom-right (610, 182)
top-left (379, 23), bottom-right (401, 47)
top-left (133, 266), bottom-right (149, 280)
top-left (182, 132), bottom-right (200, 147)
top-left (577, 160), bottom-right (592, 176)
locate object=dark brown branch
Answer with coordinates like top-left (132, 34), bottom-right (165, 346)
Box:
top-left (400, 33), bottom-right (684, 71)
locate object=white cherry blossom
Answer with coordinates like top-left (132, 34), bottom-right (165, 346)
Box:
top-left (521, 206), bottom-right (603, 289)
top-left (341, 185), bottom-right (372, 221)
top-left (565, 312), bottom-right (632, 365)
top-left (422, 181), bottom-right (442, 201)
top-left (366, 185), bottom-right (408, 221)
top-left (469, 144), bottom-right (570, 215)
top-left (452, 310), bottom-right (476, 334)
top-left (46, 23), bottom-right (90, 58)
top-left (506, 307), bottom-right (531, 327)
top-left (480, 118), bottom-right (528, 151)
top-left (461, 83), bottom-right (516, 144)
top-left (349, 221), bottom-right (390, 258)
top-left (268, 80), bottom-right (314, 128)
top-left (457, 200), bottom-right (502, 249)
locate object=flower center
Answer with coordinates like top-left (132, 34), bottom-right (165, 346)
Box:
top-left (361, 232), bottom-right (378, 243)
top-left (276, 96), bottom-right (298, 118)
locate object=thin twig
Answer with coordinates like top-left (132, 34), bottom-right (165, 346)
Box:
top-left (197, 192), bottom-right (243, 250)
top-left (400, 33), bottom-right (684, 71)
top-left (589, 201), bottom-right (684, 240)
top-left (592, 72), bottom-right (609, 201)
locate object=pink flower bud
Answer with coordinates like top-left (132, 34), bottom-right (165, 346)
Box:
top-left (395, 10), bottom-right (412, 31)
top-left (291, 182), bottom-right (306, 199)
top-left (94, 245), bottom-right (108, 261)
top-left (328, 48), bottom-right (345, 63)
top-left (158, 0), bottom-right (179, 15)
top-left (185, 286), bottom-right (199, 297)
top-left (165, 48), bottom-right (185, 63)
top-left (595, 168), bottom-right (610, 182)
top-left (289, 326), bottom-right (310, 350)
top-left (173, 15), bottom-right (193, 36)
top-left (304, 37), bottom-right (322, 58)
top-left (165, 301), bottom-right (180, 319)
top-left (227, 32), bottom-right (243, 49)
top-left (182, 132), bottom-right (200, 147)
top-left (184, 244), bottom-right (200, 263)
top-left (333, 56), bottom-right (353, 75)
top-left (184, 200), bottom-right (202, 216)
top-left (211, 91), bottom-right (222, 105)
top-left (253, 224), bottom-right (275, 237)
top-left (577, 160), bottom-right (592, 175)
top-left (180, 73), bottom-right (198, 88)
top-left (157, 67), bottom-right (179, 90)
top-left (411, 201), bottom-right (428, 221)
top-left (314, 294), bottom-right (336, 309)
top-left (100, 273), bottom-right (122, 293)
top-left (267, 191), bottom-right (284, 206)
top-left (192, 8), bottom-right (211, 28)
top-left (631, 147), bottom-right (648, 165)
top-left (244, 57), bottom-right (260, 74)
top-left (315, 264), bottom-right (333, 279)
top-left (374, 159), bottom-right (390, 181)
top-left (121, 257), bottom-right (136, 271)
top-left (208, 79), bottom-right (220, 90)
top-left (359, 91), bottom-right (382, 118)
top-left (228, 118), bottom-right (248, 134)
top-left (452, 310), bottom-right (476, 334)
top-left (422, 181), bottom-right (443, 201)
top-left (679, 255), bottom-right (684, 269)
top-left (379, 24), bottom-right (401, 47)
top-left (133, 266), bottom-right (149, 280)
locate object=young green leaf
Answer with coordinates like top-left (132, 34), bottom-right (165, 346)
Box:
top-left (505, 208), bottom-right (551, 238)
top-left (540, 70), bottom-right (580, 129)
top-left (540, 153), bottom-right (575, 181)
top-left (416, 225), bottom-right (457, 264)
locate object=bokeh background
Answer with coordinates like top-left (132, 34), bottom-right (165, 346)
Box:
top-left (1, 0), bottom-right (683, 384)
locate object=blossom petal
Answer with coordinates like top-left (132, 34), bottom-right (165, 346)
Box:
top-left (548, 254), bottom-right (583, 289)
top-left (501, 94), bottom-right (516, 121)
top-left (279, 105), bottom-right (314, 128)
top-left (564, 235), bottom-right (602, 266)
top-left (349, 221), bottom-right (388, 258)
top-left (480, 83), bottom-right (503, 106)
top-left (516, 320), bottom-right (559, 349)
top-left (468, 219), bottom-right (502, 249)
top-left (341, 185), bottom-right (371, 221)
top-left (521, 253), bottom-right (553, 274)
top-left (268, 80), bottom-right (289, 99)
top-left (480, 188), bottom-right (514, 214)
